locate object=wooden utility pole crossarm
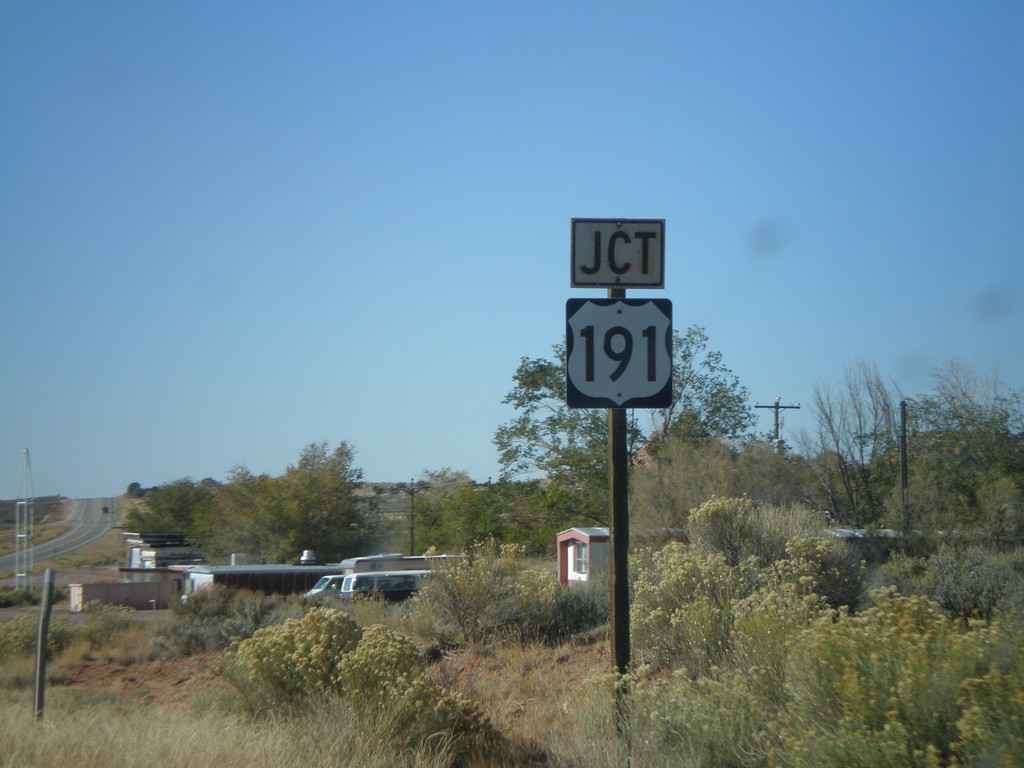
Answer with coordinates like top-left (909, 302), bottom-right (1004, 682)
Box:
top-left (755, 397), bottom-right (800, 442)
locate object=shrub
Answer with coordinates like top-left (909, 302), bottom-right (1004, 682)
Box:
top-left (501, 569), bottom-right (610, 646)
top-left (338, 624), bottom-right (494, 754)
top-left (874, 550), bottom-right (931, 596)
top-left (782, 588), bottom-right (1016, 765)
top-left (631, 543), bottom-right (758, 674)
top-left (502, 568), bottom-right (558, 643)
top-left (977, 476), bottom-right (1024, 549)
top-left (227, 607), bottom-right (362, 707)
top-left (154, 586), bottom-right (302, 655)
top-left (409, 539), bottom-right (525, 647)
top-left (731, 583), bottom-right (830, 704)
top-left (928, 545), bottom-right (1016, 625)
top-left (407, 545), bottom-right (609, 650)
top-left (770, 535), bottom-right (865, 611)
top-left (547, 576), bottom-right (610, 644)
top-left (688, 496), bottom-right (782, 567)
top-left (0, 613), bottom-right (77, 660)
top-left (875, 546), bottom-right (1024, 624)
top-left (688, 497), bottom-right (823, 568)
top-left (631, 668), bottom-right (773, 768)
top-left (227, 615), bottom-right (496, 761)
top-left (79, 601), bottom-right (138, 650)
top-left (0, 589), bottom-right (35, 608)
top-left (955, 662), bottom-right (1024, 766)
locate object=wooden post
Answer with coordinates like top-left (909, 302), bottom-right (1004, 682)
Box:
top-left (608, 406), bottom-right (631, 676)
top-left (34, 568), bottom-right (55, 721)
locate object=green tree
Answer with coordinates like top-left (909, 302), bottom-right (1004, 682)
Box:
top-left (406, 469), bottom-right (481, 553)
top-left (656, 326), bottom-right (757, 444)
top-left (906, 361), bottom-right (1024, 541)
top-left (124, 477), bottom-right (218, 534)
top-left (410, 470), bottom-right (562, 554)
top-left (198, 441), bottom-right (371, 563)
top-left (279, 441), bottom-right (372, 561)
top-left (494, 326), bottom-right (754, 525)
top-left (493, 343), bottom-right (622, 523)
top-left (198, 466), bottom-right (286, 560)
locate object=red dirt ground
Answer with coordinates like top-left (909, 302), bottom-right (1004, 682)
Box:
top-left (47, 638), bottom-right (611, 710)
top-left (51, 651), bottom-right (226, 705)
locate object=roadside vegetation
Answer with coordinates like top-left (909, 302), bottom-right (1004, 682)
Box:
top-left (2, 507), bottom-right (1023, 767)
top-left (1, 343), bottom-right (1021, 765)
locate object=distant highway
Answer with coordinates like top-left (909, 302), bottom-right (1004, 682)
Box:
top-left (0, 497), bottom-right (114, 575)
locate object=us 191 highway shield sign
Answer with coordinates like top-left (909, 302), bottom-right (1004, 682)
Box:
top-left (565, 298), bottom-right (673, 409)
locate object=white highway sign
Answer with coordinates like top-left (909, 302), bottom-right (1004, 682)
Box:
top-left (571, 218), bottom-right (665, 288)
top-left (565, 298), bottom-right (673, 408)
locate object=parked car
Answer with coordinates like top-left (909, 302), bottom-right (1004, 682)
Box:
top-left (305, 574), bottom-right (347, 600)
top-left (337, 570), bottom-right (432, 603)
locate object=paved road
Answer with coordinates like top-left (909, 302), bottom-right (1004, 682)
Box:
top-left (0, 497), bottom-right (114, 576)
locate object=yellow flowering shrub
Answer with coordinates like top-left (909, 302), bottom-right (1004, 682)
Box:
top-left (781, 588), bottom-right (1017, 765)
top-left (955, 663), bottom-right (1024, 766)
top-left (227, 613), bottom-right (495, 758)
top-left (731, 583), bottom-right (830, 704)
top-left (338, 624), bottom-right (495, 753)
top-left (227, 606), bottom-right (361, 705)
top-left (688, 496), bottom-right (775, 566)
top-left (631, 542), bottom-right (757, 673)
top-left (336, 622), bottom-right (422, 696)
top-left (770, 535), bottom-right (865, 611)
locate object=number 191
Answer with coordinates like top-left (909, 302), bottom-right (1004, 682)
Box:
top-left (579, 325), bottom-right (658, 382)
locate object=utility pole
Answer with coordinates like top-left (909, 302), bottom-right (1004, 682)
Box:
top-left (899, 399), bottom-right (909, 535)
top-left (399, 480), bottom-right (430, 556)
top-left (755, 398), bottom-right (800, 443)
top-left (15, 448), bottom-right (34, 594)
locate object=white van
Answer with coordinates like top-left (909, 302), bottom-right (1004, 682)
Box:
top-left (337, 570), bottom-right (432, 603)
top-left (305, 574), bottom-right (346, 600)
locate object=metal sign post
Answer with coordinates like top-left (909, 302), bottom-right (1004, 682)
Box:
top-left (566, 219), bottom-right (669, 682)
top-left (606, 288), bottom-right (632, 678)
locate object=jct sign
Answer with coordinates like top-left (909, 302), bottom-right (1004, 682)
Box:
top-left (571, 218), bottom-right (665, 288)
top-left (565, 298), bottom-right (673, 409)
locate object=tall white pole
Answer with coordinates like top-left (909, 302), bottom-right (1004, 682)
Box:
top-left (15, 449), bottom-right (34, 594)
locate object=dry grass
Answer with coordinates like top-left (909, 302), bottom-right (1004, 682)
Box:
top-left (0, 692), bottom-right (466, 768)
top-left (54, 623), bottom-right (164, 667)
top-left (422, 640), bottom-right (623, 766)
top-left (0, 612), bottom-right (630, 768)
top-left (2, 652), bottom-right (568, 768)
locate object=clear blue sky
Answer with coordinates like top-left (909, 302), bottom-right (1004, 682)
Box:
top-left (2, 1), bottom-right (1021, 500)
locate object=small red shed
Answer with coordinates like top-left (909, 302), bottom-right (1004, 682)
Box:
top-left (556, 527), bottom-right (610, 586)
